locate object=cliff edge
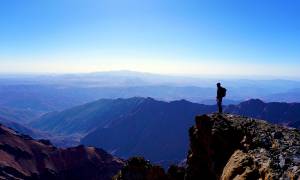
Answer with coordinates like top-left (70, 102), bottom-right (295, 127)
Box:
top-left (186, 114), bottom-right (300, 180)
top-left (115, 113), bottom-right (300, 180)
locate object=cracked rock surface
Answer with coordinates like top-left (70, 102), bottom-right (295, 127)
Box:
top-left (186, 114), bottom-right (300, 180)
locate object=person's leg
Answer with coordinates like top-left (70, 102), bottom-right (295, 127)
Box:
top-left (217, 99), bottom-right (223, 113)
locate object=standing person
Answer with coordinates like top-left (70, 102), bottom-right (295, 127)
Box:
top-left (216, 83), bottom-right (226, 113)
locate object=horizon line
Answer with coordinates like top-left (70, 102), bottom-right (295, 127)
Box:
top-left (0, 69), bottom-right (300, 81)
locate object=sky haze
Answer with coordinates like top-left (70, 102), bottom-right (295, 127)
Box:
top-left (0, 0), bottom-right (299, 78)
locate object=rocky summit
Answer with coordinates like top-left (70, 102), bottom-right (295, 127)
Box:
top-left (0, 124), bottom-right (124, 180)
top-left (186, 114), bottom-right (300, 180)
top-left (114, 113), bottom-right (300, 180)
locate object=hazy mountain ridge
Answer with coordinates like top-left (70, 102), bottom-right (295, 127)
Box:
top-left (0, 106), bottom-right (47, 141)
top-left (32, 97), bottom-right (300, 136)
top-left (29, 97), bottom-right (300, 166)
top-left (0, 84), bottom-right (99, 112)
top-left (0, 105), bottom-right (40, 123)
top-left (226, 99), bottom-right (300, 126)
top-left (2, 71), bottom-right (300, 113)
top-left (31, 97), bottom-right (147, 135)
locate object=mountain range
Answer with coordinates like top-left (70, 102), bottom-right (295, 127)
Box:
top-left (1, 111), bottom-right (299, 179)
top-left (2, 71), bottom-right (300, 113)
top-left (226, 99), bottom-right (300, 126)
top-left (30, 97), bottom-right (300, 167)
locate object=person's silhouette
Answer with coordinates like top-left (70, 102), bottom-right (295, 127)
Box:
top-left (216, 83), bottom-right (226, 113)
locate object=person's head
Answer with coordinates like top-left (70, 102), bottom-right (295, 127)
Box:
top-left (217, 82), bottom-right (221, 87)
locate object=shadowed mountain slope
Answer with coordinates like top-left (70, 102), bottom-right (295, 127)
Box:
top-left (31, 98), bottom-right (300, 166)
top-left (0, 124), bottom-right (124, 180)
top-left (0, 106), bottom-right (40, 124)
top-left (81, 98), bottom-right (216, 164)
top-left (32, 98), bottom-right (300, 137)
top-left (31, 97), bottom-right (146, 135)
top-left (0, 116), bottom-right (43, 139)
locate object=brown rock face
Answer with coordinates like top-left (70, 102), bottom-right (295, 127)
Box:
top-left (185, 114), bottom-right (244, 180)
top-left (0, 124), bottom-right (124, 180)
top-left (186, 114), bottom-right (300, 180)
top-left (221, 150), bottom-right (259, 180)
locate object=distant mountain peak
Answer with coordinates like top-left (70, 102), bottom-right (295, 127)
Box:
top-left (242, 98), bottom-right (265, 105)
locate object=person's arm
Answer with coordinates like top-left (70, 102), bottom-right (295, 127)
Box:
top-left (216, 89), bottom-right (220, 100)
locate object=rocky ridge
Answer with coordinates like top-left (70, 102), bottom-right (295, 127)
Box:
top-left (186, 113), bottom-right (300, 180)
top-left (115, 113), bottom-right (300, 180)
top-left (0, 124), bottom-right (124, 180)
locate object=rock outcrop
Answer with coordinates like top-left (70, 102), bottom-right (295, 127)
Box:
top-left (114, 114), bottom-right (300, 180)
top-left (0, 124), bottom-right (124, 180)
top-left (186, 114), bottom-right (300, 180)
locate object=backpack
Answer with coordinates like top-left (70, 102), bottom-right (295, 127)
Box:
top-left (221, 87), bottom-right (227, 97)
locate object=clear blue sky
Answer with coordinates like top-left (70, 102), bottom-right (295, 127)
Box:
top-left (0, 0), bottom-right (299, 77)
